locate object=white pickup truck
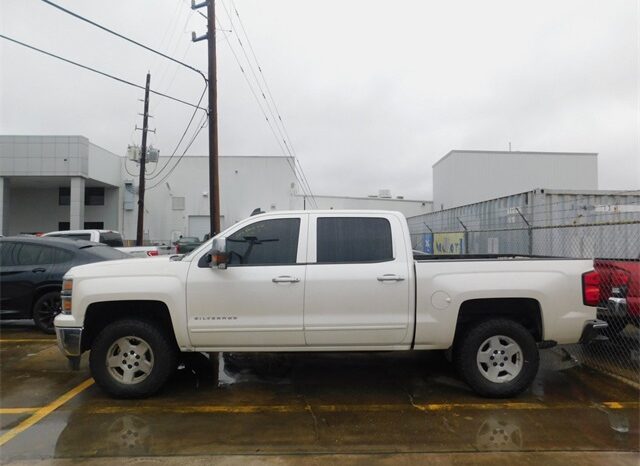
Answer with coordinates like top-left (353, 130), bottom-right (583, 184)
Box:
top-left (43, 230), bottom-right (170, 258)
top-left (54, 210), bottom-right (606, 399)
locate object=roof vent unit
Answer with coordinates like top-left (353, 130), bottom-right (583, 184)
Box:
top-left (378, 189), bottom-right (392, 199)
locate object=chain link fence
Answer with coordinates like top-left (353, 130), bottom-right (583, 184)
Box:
top-left (408, 190), bottom-right (640, 385)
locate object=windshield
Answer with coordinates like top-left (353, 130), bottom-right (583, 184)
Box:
top-left (179, 237), bottom-right (199, 243)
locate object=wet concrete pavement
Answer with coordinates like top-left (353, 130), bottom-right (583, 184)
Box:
top-left (1, 320), bottom-right (639, 465)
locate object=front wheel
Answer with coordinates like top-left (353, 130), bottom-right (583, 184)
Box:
top-left (454, 319), bottom-right (539, 398)
top-left (89, 319), bottom-right (176, 398)
top-left (33, 291), bottom-right (62, 334)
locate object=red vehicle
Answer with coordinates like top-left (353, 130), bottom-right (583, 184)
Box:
top-left (594, 258), bottom-right (640, 337)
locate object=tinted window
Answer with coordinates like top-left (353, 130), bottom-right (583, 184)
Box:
top-left (317, 217), bottom-right (393, 263)
top-left (85, 187), bottom-right (104, 206)
top-left (49, 233), bottom-right (92, 242)
top-left (99, 232), bottom-right (124, 247)
top-left (0, 242), bottom-right (17, 266)
top-left (38, 246), bottom-right (56, 264)
top-left (54, 248), bottom-right (75, 264)
top-left (227, 218), bottom-right (300, 265)
top-left (82, 245), bottom-right (130, 260)
top-left (59, 187), bottom-right (70, 206)
top-left (16, 244), bottom-right (44, 266)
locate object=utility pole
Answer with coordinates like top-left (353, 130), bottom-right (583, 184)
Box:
top-left (192, 0), bottom-right (220, 236)
top-left (136, 72), bottom-right (151, 246)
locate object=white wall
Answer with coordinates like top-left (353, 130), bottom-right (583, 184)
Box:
top-left (121, 156), bottom-right (299, 242)
top-left (7, 186), bottom-right (119, 235)
top-left (433, 150), bottom-right (598, 210)
top-left (300, 195), bottom-right (432, 218)
top-left (88, 143), bottom-right (122, 187)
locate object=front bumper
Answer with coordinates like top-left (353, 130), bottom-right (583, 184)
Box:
top-left (55, 327), bottom-right (83, 357)
top-left (579, 319), bottom-right (608, 343)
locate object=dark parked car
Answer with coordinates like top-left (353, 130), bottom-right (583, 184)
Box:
top-left (0, 237), bottom-right (130, 333)
top-left (173, 236), bottom-right (202, 254)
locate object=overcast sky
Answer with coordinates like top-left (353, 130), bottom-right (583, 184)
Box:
top-left (1, 0), bottom-right (638, 199)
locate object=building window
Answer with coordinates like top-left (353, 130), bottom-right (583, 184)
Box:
top-left (59, 186), bottom-right (105, 206)
top-left (84, 222), bottom-right (104, 229)
top-left (58, 222), bottom-right (70, 231)
top-left (85, 187), bottom-right (104, 206)
top-left (59, 187), bottom-right (70, 206)
top-left (172, 197), bottom-right (185, 210)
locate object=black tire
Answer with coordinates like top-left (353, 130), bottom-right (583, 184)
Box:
top-left (89, 319), bottom-right (177, 398)
top-left (454, 319), bottom-right (539, 398)
top-left (32, 291), bottom-right (61, 334)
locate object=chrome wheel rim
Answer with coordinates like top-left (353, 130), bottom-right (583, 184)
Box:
top-left (476, 335), bottom-right (523, 383)
top-left (106, 336), bottom-right (154, 385)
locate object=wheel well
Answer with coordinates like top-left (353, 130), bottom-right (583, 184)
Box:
top-left (454, 298), bottom-right (543, 343)
top-left (31, 285), bottom-right (62, 316)
top-left (81, 300), bottom-right (178, 352)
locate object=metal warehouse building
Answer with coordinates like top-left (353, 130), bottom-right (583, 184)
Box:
top-left (433, 150), bottom-right (599, 210)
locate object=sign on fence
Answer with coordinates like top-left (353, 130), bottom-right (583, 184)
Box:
top-left (434, 232), bottom-right (465, 255)
top-left (416, 233), bottom-right (433, 253)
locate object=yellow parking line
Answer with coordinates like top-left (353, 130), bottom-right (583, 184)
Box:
top-left (89, 400), bottom-right (640, 415)
top-left (0, 408), bottom-right (41, 414)
top-left (0, 378), bottom-right (94, 447)
top-left (0, 339), bottom-right (56, 344)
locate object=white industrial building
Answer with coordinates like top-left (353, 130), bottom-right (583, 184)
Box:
top-left (0, 135), bottom-right (431, 242)
top-left (433, 150), bottom-right (598, 210)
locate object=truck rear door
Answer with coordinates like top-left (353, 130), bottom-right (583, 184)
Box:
top-left (304, 213), bottom-right (412, 347)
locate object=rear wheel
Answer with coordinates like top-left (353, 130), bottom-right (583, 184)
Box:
top-left (89, 319), bottom-right (176, 398)
top-left (454, 319), bottom-right (539, 398)
top-left (32, 291), bottom-right (61, 334)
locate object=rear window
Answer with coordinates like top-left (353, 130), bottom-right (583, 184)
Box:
top-left (317, 217), bottom-right (393, 263)
top-left (82, 245), bottom-right (130, 260)
top-left (49, 233), bottom-right (92, 241)
top-left (99, 232), bottom-right (124, 247)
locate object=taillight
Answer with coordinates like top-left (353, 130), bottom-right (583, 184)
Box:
top-left (175, 245), bottom-right (180, 254)
top-left (146, 250), bottom-right (159, 257)
top-left (582, 270), bottom-right (600, 306)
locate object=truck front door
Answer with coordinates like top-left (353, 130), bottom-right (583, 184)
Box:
top-left (186, 214), bottom-right (307, 347)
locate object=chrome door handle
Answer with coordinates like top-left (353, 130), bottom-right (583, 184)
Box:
top-left (377, 274), bottom-right (405, 282)
top-left (272, 276), bottom-right (300, 283)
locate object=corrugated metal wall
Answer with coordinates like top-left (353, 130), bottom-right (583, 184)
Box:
top-left (408, 189), bottom-right (640, 259)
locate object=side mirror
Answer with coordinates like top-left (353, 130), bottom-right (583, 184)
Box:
top-left (209, 237), bottom-right (229, 269)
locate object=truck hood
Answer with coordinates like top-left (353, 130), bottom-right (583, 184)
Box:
top-left (66, 256), bottom-right (183, 279)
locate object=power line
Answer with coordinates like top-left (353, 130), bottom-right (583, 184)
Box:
top-left (39, 0), bottom-right (206, 83)
top-left (146, 112), bottom-right (209, 190)
top-left (223, 0), bottom-right (317, 207)
top-left (146, 82), bottom-right (209, 180)
top-left (217, 4), bottom-right (317, 207)
top-left (0, 34), bottom-right (207, 112)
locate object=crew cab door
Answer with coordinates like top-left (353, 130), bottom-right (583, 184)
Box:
top-left (186, 214), bottom-right (308, 347)
top-left (304, 213), bottom-right (412, 346)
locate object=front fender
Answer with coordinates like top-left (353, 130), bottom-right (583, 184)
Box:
top-left (73, 276), bottom-right (191, 349)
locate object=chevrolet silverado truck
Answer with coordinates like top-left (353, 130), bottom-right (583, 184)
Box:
top-left (54, 210), bottom-right (606, 398)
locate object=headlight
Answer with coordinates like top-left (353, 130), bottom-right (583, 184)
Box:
top-left (61, 278), bottom-right (73, 314)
